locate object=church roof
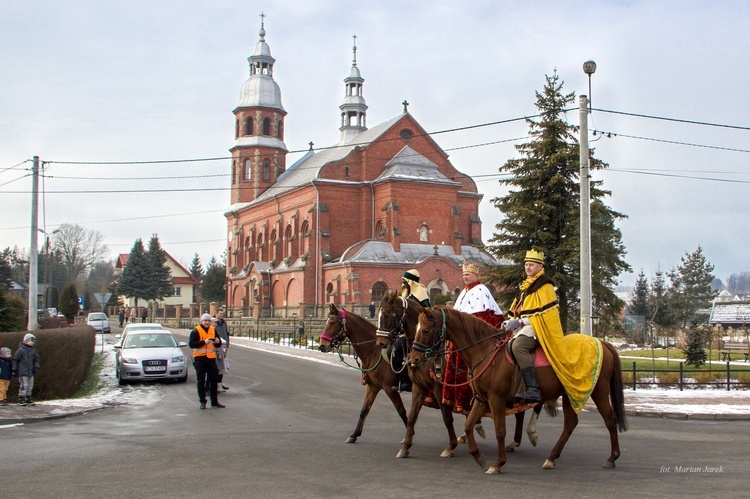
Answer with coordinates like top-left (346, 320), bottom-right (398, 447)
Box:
top-left (331, 241), bottom-right (503, 268)
top-left (375, 145), bottom-right (461, 186)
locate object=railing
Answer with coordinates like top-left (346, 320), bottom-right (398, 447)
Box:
top-left (627, 361), bottom-right (750, 391)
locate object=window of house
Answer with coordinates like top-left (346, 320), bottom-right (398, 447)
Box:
top-left (172, 287), bottom-right (181, 297)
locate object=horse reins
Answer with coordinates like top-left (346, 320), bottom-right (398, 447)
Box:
top-left (321, 309), bottom-right (382, 372)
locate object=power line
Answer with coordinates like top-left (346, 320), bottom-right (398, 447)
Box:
top-left (592, 129), bottom-right (750, 154)
top-left (593, 108), bottom-right (750, 132)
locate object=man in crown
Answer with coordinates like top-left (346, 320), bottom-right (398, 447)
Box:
top-left (443, 262), bottom-right (504, 426)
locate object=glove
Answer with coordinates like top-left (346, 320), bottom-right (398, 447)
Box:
top-left (502, 319), bottom-right (522, 332)
top-left (33, 367), bottom-right (39, 374)
top-left (11, 370), bottom-right (17, 378)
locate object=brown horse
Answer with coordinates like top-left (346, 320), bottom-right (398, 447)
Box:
top-left (412, 307), bottom-right (627, 474)
top-left (318, 303), bottom-right (408, 443)
top-left (375, 291), bottom-right (546, 458)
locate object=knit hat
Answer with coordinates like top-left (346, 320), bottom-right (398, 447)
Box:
top-left (200, 313), bottom-right (212, 322)
top-left (0, 347), bottom-right (10, 357)
top-left (23, 333), bottom-right (37, 343)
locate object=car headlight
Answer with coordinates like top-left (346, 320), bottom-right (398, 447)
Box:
top-left (171, 355), bottom-right (185, 363)
top-left (121, 357), bottom-right (138, 364)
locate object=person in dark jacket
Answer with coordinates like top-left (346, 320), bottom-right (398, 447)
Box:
top-left (213, 310), bottom-right (230, 391)
top-left (188, 314), bottom-right (225, 409)
top-left (0, 347), bottom-right (12, 405)
top-left (12, 333), bottom-right (40, 406)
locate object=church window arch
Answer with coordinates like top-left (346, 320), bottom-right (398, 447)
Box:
top-left (371, 281), bottom-right (387, 303)
top-left (262, 159), bottom-right (270, 181)
top-left (277, 120), bottom-right (283, 140)
top-left (375, 219), bottom-right (385, 240)
top-left (263, 118), bottom-right (271, 136)
top-left (246, 117), bottom-right (253, 136)
top-left (245, 159), bottom-right (252, 180)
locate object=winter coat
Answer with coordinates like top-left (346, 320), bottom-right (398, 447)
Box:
top-left (12, 343), bottom-right (40, 377)
top-left (0, 357), bottom-right (12, 381)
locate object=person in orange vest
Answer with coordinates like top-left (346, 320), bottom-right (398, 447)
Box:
top-left (188, 313), bottom-right (225, 409)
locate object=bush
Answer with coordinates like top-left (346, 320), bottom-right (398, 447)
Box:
top-left (0, 326), bottom-right (95, 402)
top-left (0, 291), bottom-right (25, 332)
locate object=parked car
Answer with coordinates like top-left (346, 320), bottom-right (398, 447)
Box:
top-left (115, 323), bottom-right (164, 348)
top-left (114, 330), bottom-right (188, 385)
top-left (86, 312), bottom-right (111, 333)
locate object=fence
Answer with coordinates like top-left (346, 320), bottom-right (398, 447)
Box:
top-left (626, 361), bottom-right (750, 391)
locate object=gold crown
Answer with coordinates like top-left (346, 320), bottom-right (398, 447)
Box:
top-left (524, 249), bottom-right (545, 264)
top-left (462, 261), bottom-right (479, 275)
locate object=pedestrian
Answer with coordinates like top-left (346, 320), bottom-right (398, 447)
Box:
top-left (129, 307), bottom-right (136, 323)
top-left (213, 310), bottom-right (230, 391)
top-left (118, 309), bottom-right (125, 328)
top-left (0, 347), bottom-right (12, 406)
top-left (12, 333), bottom-right (40, 406)
top-left (141, 307), bottom-right (148, 323)
top-left (368, 301), bottom-right (376, 318)
top-left (188, 313), bottom-right (225, 409)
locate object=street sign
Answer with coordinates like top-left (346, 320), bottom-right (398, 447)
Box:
top-left (94, 293), bottom-right (112, 307)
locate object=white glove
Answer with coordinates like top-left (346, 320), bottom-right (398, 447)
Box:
top-left (502, 319), bottom-right (521, 332)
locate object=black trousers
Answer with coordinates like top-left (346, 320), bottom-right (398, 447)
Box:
top-left (193, 356), bottom-right (219, 404)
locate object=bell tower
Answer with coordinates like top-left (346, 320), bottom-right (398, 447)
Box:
top-left (338, 35), bottom-right (368, 145)
top-left (230, 14), bottom-right (288, 204)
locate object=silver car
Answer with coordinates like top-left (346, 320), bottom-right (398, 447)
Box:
top-left (87, 312), bottom-right (111, 333)
top-left (114, 330), bottom-right (188, 385)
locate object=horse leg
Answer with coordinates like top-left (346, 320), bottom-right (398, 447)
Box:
top-left (462, 399), bottom-right (487, 469)
top-left (485, 396), bottom-right (509, 474)
top-left (506, 412), bottom-right (524, 452)
top-left (347, 383), bottom-right (383, 443)
top-left (526, 404), bottom-right (541, 447)
top-left (396, 384), bottom-right (427, 458)
top-left (437, 394), bottom-right (458, 458)
top-left (543, 397), bottom-right (578, 469)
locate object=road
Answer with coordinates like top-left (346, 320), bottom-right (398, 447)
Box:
top-left (1, 330), bottom-right (749, 498)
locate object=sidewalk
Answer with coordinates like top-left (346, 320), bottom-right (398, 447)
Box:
top-left (2, 335), bottom-right (749, 425)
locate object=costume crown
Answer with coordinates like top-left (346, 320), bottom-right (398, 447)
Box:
top-left (524, 249), bottom-right (545, 264)
top-left (462, 261), bottom-right (479, 275)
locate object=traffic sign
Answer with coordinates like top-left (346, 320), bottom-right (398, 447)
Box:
top-left (94, 293), bottom-right (112, 307)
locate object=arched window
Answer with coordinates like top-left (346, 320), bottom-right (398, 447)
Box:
top-left (245, 159), bottom-right (252, 180)
top-left (375, 219), bottom-right (385, 240)
top-left (300, 220), bottom-right (310, 256)
top-left (371, 282), bottom-right (387, 303)
top-left (262, 159), bottom-right (270, 181)
top-left (246, 117), bottom-right (253, 136)
top-left (235, 119), bottom-right (239, 139)
top-left (277, 120), bottom-right (283, 139)
top-left (270, 229), bottom-right (278, 262)
top-left (245, 235), bottom-right (252, 262)
top-left (257, 233), bottom-right (264, 261)
top-left (285, 224), bottom-right (294, 260)
top-left (263, 118), bottom-right (271, 136)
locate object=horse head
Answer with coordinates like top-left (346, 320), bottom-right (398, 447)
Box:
top-left (409, 308), bottom-right (446, 367)
top-left (318, 304), bottom-right (347, 352)
top-left (375, 290), bottom-right (408, 350)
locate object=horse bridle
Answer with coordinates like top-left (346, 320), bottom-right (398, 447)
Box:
top-left (412, 307), bottom-right (446, 361)
top-left (320, 309), bottom-right (348, 350)
top-left (376, 295), bottom-right (408, 344)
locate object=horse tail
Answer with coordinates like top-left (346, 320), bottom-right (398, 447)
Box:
top-left (605, 342), bottom-right (628, 432)
top-left (543, 400), bottom-right (558, 418)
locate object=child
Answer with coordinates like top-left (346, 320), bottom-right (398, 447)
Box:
top-left (12, 333), bottom-right (40, 406)
top-left (0, 347), bottom-right (11, 405)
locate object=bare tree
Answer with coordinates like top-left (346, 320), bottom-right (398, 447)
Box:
top-left (52, 224), bottom-right (109, 284)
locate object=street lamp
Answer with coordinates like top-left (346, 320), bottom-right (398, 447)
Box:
top-left (592, 315), bottom-right (600, 338)
top-left (582, 60), bottom-right (597, 113)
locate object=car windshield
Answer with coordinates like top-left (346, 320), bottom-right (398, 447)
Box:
top-left (123, 334), bottom-right (178, 349)
top-left (88, 313), bottom-right (106, 321)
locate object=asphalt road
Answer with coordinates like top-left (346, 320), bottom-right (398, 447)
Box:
top-left (1, 333), bottom-right (749, 499)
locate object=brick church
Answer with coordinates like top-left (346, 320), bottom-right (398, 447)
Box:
top-left (225, 20), bottom-right (499, 319)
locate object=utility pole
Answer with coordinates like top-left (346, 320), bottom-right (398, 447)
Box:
top-left (579, 95), bottom-right (592, 336)
top-left (28, 156), bottom-right (40, 331)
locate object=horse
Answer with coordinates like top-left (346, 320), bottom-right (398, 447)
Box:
top-left (412, 307), bottom-right (627, 474)
top-left (318, 303), bottom-right (408, 443)
top-left (375, 291), bottom-right (546, 459)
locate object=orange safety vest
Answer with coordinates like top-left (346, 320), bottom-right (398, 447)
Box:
top-left (193, 325), bottom-right (217, 359)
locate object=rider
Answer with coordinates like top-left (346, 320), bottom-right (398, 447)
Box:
top-left (446, 262), bottom-right (504, 429)
top-left (392, 269), bottom-right (430, 392)
top-left (503, 249), bottom-right (554, 403)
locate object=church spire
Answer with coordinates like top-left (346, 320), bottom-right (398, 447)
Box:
top-left (338, 35), bottom-right (368, 145)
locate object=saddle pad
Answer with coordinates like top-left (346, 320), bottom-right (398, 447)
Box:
top-left (505, 345), bottom-right (551, 367)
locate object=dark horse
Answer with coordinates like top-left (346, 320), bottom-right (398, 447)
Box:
top-left (318, 303), bottom-right (408, 443)
top-left (413, 307), bottom-right (628, 474)
top-left (375, 291), bottom-right (546, 459)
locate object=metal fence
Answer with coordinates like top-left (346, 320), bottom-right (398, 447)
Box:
top-left (625, 361), bottom-right (750, 391)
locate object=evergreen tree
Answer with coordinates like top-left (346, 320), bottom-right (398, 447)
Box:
top-left (83, 285), bottom-right (93, 312)
top-left (47, 285), bottom-right (59, 309)
top-left (144, 234), bottom-right (173, 301)
top-left (117, 239), bottom-right (149, 308)
top-left (58, 282), bottom-right (79, 323)
top-left (682, 324), bottom-right (708, 367)
top-left (668, 246), bottom-right (716, 327)
top-left (189, 253), bottom-right (204, 281)
top-left (648, 267), bottom-right (670, 327)
top-left (0, 289), bottom-right (25, 332)
top-left (0, 249), bottom-right (13, 290)
top-left (629, 270), bottom-right (650, 317)
top-left (486, 71), bottom-right (629, 332)
top-left (201, 257), bottom-right (226, 304)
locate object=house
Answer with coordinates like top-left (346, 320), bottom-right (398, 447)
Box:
top-left (115, 252), bottom-right (200, 311)
top-left (224, 20), bottom-right (501, 319)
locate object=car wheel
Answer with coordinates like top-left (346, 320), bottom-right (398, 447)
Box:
top-left (117, 368), bottom-right (128, 386)
top-left (178, 372), bottom-right (188, 383)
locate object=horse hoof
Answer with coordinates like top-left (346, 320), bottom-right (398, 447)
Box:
top-left (457, 434), bottom-right (467, 444)
top-left (602, 461), bottom-right (616, 469)
top-left (505, 441), bottom-right (520, 452)
top-left (396, 450), bottom-right (409, 459)
top-left (542, 459), bottom-right (556, 469)
top-left (440, 448), bottom-right (454, 458)
top-left (485, 466), bottom-right (501, 475)
top-left (529, 436), bottom-right (538, 447)
top-left (345, 436), bottom-right (357, 443)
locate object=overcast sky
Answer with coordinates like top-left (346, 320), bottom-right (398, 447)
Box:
top-left (1, 1), bottom-right (747, 288)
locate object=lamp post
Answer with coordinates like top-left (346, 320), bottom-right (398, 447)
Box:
top-left (579, 60), bottom-right (596, 336)
top-left (592, 315), bottom-right (600, 338)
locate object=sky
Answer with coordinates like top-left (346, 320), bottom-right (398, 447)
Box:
top-left (1, 1), bottom-right (748, 289)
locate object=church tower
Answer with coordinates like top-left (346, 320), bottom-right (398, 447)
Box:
top-left (338, 36), bottom-right (368, 145)
top-left (230, 15), bottom-right (288, 204)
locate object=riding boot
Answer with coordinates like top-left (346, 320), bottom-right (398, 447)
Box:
top-left (392, 372), bottom-right (412, 392)
top-left (515, 367), bottom-right (542, 402)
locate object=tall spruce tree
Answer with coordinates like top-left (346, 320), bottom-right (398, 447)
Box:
top-left (117, 239), bottom-right (149, 308)
top-left (189, 253), bottom-right (204, 281)
top-left (201, 257), bottom-right (226, 304)
top-left (648, 267), bottom-right (670, 327)
top-left (486, 71), bottom-right (629, 332)
top-left (668, 246), bottom-right (716, 327)
top-left (58, 282), bottom-right (79, 323)
top-left (144, 234), bottom-right (173, 301)
top-left (629, 270), bottom-right (650, 317)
